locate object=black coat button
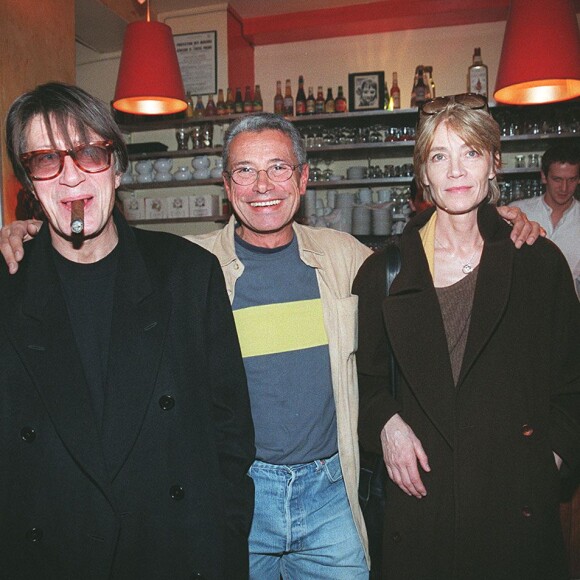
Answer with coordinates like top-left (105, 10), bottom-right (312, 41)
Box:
top-left (26, 528), bottom-right (43, 542)
top-left (159, 395), bottom-right (175, 410)
top-left (170, 485), bottom-right (185, 500)
top-left (521, 424), bottom-right (534, 437)
top-left (21, 427), bottom-right (36, 442)
top-left (392, 532), bottom-right (402, 543)
top-left (521, 506), bottom-right (533, 518)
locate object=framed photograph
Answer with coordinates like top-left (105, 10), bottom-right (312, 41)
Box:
top-left (174, 31), bottom-right (217, 96)
top-left (348, 71), bottom-right (385, 112)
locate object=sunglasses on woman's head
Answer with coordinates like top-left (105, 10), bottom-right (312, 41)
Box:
top-left (419, 93), bottom-right (489, 118)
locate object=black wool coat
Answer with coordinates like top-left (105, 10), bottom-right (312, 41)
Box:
top-left (0, 210), bottom-right (255, 580)
top-left (354, 204), bottom-right (580, 580)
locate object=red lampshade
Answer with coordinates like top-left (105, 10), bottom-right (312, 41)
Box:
top-left (494, 0), bottom-right (580, 105)
top-left (113, 20), bottom-right (187, 115)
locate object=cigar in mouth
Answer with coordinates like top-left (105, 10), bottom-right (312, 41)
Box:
top-left (71, 199), bottom-right (84, 234)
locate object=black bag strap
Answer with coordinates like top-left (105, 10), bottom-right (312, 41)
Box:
top-left (384, 244), bottom-right (401, 399)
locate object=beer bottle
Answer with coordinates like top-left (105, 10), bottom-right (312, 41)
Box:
top-left (253, 85), bottom-right (263, 112)
top-left (390, 72), bottom-right (401, 110)
top-left (204, 94), bottom-right (217, 116)
top-left (306, 86), bottom-right (316, 114)
top-left (324, 87), bottom-right (335, 114)
top-left (295, 75), bottom-right (307, 116)
top-left (335, 85), bottom-right (347, 113)
top-left (315, 86), bottom-right (325, 114)
top-left (186, 91), bottom-right (194, 117)
top-left (274, 80), bottom-right (284, 114)
top-left (193, 95), bottom-right (205, 118)
top-left (225, 88), bottom-right (235, 115)
top-left (414, 66), bottom-right (427, 107)
top-left (243, 86), bottom-right (253, 113)
top-left (216, 89), bottom-right (226, 116)
top-left (234, 88), bottom-right (243, 114)
top-left (283, 79), bottom-right (294, 116)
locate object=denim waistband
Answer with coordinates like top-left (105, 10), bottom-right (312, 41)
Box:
top-left (252, 451), bottom-right (340, 473)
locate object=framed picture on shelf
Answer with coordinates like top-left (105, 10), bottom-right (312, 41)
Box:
top-left (348, 71), bottom-right (385, 112)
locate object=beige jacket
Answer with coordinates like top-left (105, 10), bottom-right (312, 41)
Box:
top-left (186, 217), bottom-right (373, 564)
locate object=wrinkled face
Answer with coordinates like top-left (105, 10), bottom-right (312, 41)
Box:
top-left (223, 129), bottom-right (309, 248)
top-left (24, 115), bottom-right (120, 251)
top-left (424, 121), bottom-right (496, 215)
top-left (542, 162), bottom-right (579, 211)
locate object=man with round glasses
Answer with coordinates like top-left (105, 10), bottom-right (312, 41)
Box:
top-left (0, 82), bottom-right (255, 579)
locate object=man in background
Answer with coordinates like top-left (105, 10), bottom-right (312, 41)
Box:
top-left (510, 144), bottom-right (579, 297)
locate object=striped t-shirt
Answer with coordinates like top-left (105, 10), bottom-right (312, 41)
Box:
top-left (233, 234), bottom-right (337, 465)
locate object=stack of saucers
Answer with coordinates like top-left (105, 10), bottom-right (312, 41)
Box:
top-left (333, 193), bottom-right (355, 232)
top-left (352, 205), bottom-right (372, 235)
top-left (302, 189), bottom-right (317, 223)
top-left (372, 203), bottom-right (393, 236)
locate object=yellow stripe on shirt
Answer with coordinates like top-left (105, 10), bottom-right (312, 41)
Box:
top-left (233, 298), bottom-right (328, 358)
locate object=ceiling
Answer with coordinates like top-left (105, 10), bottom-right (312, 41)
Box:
top-left (76, 0), bottom-right (381, 53)
top-left (76, 0), bottom-right (580, 54)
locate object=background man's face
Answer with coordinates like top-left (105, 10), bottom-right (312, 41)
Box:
top-left (542, 162), bottom-right (579, 210)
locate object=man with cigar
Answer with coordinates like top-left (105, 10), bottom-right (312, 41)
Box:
top-left (0, 82), bottom-right (255, 579)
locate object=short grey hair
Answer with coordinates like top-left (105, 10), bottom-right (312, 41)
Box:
top-left (222, 112), bottom-right (307, 172)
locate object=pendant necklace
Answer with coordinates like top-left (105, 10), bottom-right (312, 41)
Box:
top-left (435, 238), bottom-right (482, 274)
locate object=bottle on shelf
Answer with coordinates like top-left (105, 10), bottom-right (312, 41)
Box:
top-left (185, 91), bottom-right (194, 117)
top-left (274, 80), bottom-right (284, 115)
top-left (193, 95), bottom-right (205, 117)
top-left (243, 85), bottom-right (253, 113)
top-left (295, 75), bottom-right (307, 115)
top-left (216, 89), bottom-right (226, 116)
top-left (306, 86), bottom-right (316, 114)
top-left (390, 72), bottom-right (401, 110)
top-left (283, 79), bottom-right (294, 116)
top-left (335, 85), bottom-right (347, 113)
top-left (383, 79), bottom-right (389, 110)
top-left (423, 67), bottom-right (432, 101)
top-left (253, 84), bottom-right (263, 112)
top-left (315, 86), bottom-right (325, 114)
top-left (425, 66), bottom-right (436, 99)
top-left (324, 87), bottom-right (335, 113)
top-left (410, 66), bottom-right (419, 108)
top-left (225, 88), bottom-right (235, 115)
top-left (412, 65), bottom-right (427, 108)
top-left (234, 87), bottom-right (244, 114)
top-left (468, 47), bottom-right (488, 98)
top-left (204, 94), bottom-right (217, 116)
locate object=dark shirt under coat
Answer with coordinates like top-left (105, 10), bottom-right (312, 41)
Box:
top-left (0, 209), bottom-right (255, 579)
top-left (354, 204), bottom-right (580, 580)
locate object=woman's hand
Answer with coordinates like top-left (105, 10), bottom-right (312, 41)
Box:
top-left (496, 205), bottom-right (546, 249)
top-left (381, 414), bottom-right (431, 498)
top-left (0, 219), bottom-right (42, 274)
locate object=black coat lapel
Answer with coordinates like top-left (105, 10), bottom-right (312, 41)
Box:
top-left (457, 206), bottom-right (514, 387)
top-left (1, 227), bottom-right (112, 494)
top-left (383, 210), bottom-right (456, 448)
top-left (100, 213), bottom-right (171, 479)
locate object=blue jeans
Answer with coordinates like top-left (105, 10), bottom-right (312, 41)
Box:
top-left (248, 453), bottom-right (369, 579)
